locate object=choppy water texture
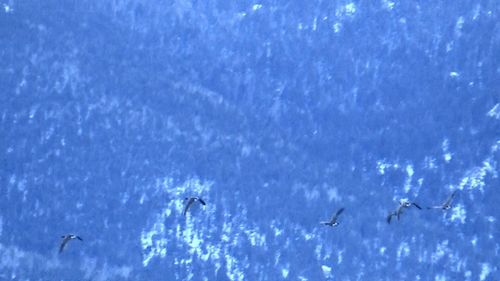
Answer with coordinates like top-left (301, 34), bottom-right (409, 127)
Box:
top-left (1, 0), bottom-right (499, 280)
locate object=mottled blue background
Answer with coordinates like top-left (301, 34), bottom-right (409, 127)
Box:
top-left (1, 0), bottom-right (499, 280)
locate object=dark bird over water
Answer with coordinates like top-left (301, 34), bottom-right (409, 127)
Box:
top-left (183, 197), bottom-right (206, 216)
top-left (387, 199), bottom-right (422, 224)
top-left (321, 207), bottom-right (345, 227)
top-left (59, 234), bottom-right (83, 253)
top-left (427, 190), bottom-right (458, 210)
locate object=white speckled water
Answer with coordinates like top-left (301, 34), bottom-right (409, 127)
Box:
top-left (1, 0), bottom-right (498, 280)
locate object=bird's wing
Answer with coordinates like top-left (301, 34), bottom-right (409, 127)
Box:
top-left (387, 213), bottom-right (394, 224)
top-left (59, 238), bottom-right (68, 253)
top-left (183, 199), bottom-right (194, 216)
top-left (197, 198), bottom-right (206, 205)
top-left (76, 236), bottom-right (83, 241)
top-left (396, 206), bottom-right (404, 220)
top-left (335, 207), bottom-right (345, 217)
top-left (412, 203), bottom-right (422, 209)
top-left (330, 208), bottom-right (344, 221)
top-left (445, 190), bottom-right (457, 205)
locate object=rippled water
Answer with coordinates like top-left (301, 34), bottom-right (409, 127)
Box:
top-left (1, 0), bottom-right (499, 280)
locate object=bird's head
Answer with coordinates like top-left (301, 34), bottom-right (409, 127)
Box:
top-left (399, 199), bottom-right (410, 206)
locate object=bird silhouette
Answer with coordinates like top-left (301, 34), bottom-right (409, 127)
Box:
top-left (59, 234), bottom-right (83, 253)
top-left (321, 208), bottom-right (345, 227)
top-left (387, 200), bottom-right (422, 224)
top-left (427, 190), bottom-right (457, 210)
top-left (183, 197), bottom-right (206, 216)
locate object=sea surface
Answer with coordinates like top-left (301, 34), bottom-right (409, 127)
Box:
top-left (1, 0), bottom-right (499, 280)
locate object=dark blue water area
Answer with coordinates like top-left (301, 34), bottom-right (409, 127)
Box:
top-left (1, 0), bottom-right (499, 280)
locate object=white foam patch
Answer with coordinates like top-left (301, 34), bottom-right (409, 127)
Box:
top-left (450, 204), bottom-right (466, 224)
top-left (271, 221), bottom-right (284, 237)
top-left (343, 3), bottom-right (357, 16)
top-left (321, 265), bottom-right (332, 278)
top-left (303, 232), bottom-right (314, 241)
top-left (314, 244), bottom-right (322, 260)
top-left (479, 263), bottom-right (492, 281)
top-left (487, 103), bottom-right (500, 119)
top-left (471, 4), bottom-right (482, 20)
top-left (293, 182), bottom-right (320, 201)
top-left (3, 4), bottom-right (13, 13)
top-left (327, 188), bottom-right (339, 202)
top-left (241, 144), bottom-right (252, 157)
top-left (458, 156), bottom-right (497, 192)
top-left (273, 252), bottom-right (282, 267)
top-left (406, 165), bottom-right (414, 177)
top-left (397, 242), bottom-right (410, 261)
top-left (492, 140), bottom-right (500, 153)
top-left (140, 212), bottom-right (168, 266)
top-left (379, 247), bottom-right (386, 255)
top-left (337, 250), bottom-right (344, 264)
top-left (252, 4), bottom-right (262, 11)
top-left (454, 16), bottom-right (465, 37)
top-left (442, 138), bottom-right (453, 162)
top-left (53, 61), bottom-right (82, 94)
top-left (9, 175), bottom-right (26, 193)
top-left (423, 156), bottom-right (437, 170)
top-left (444, 153), bottom-right (452, 162)
top-left (376, 159), bottom-right (400, 175)
top-left (244, 228), bottom-right (266, 247)
top-left (445, 41), bottom-right (455, 52)
top-left (377, 161), bottom-right (388, 175)
top-left (403, 164), bottom-right (414, 193)
top-left (382, 0), bottom-right (395, 10)
top-left (9, 175), bottom-right (16, 185)
top-left (332, 22), bottom-right (342, 33)
top-left (225, 250), bottom-right (245, 281)
top-left (431, 240), bottom-right (449, 263)
top-left (281, 265), bottom-right (290, 278)
top-left (471, 236), bottom-right (478, 247)
top-left (305, 189), bottom-right (320, 201)
top-left (417, 178), bottom-right (424, 187)
top-left (435, 274), bottom-right (446, 281)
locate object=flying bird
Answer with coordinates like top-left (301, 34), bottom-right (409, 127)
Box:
top-left (387, 199), bottom-right (422, 224)
top-left (59, 234), bottom-right (83, 253)
top-left (321, 207), bottom-right (345, 227)
top-left (427, 190), bottom-right (457, 210)
top-left (183, 197), bottom-right (206, 216)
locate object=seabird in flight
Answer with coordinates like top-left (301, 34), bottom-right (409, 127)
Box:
top-left (183, 197), bottom-right (206, 216)
top-left (321, 207), bottom-right (345, 227)
top-left (387, 199), bottom-right (422, 224)
top-left (59, 234), bottom-right (83, 253)
top-left (427, 190), bottom-right (457, 210)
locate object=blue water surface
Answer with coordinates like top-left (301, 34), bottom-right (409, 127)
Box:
top-left (1, 0), bottom-right (499, 280)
